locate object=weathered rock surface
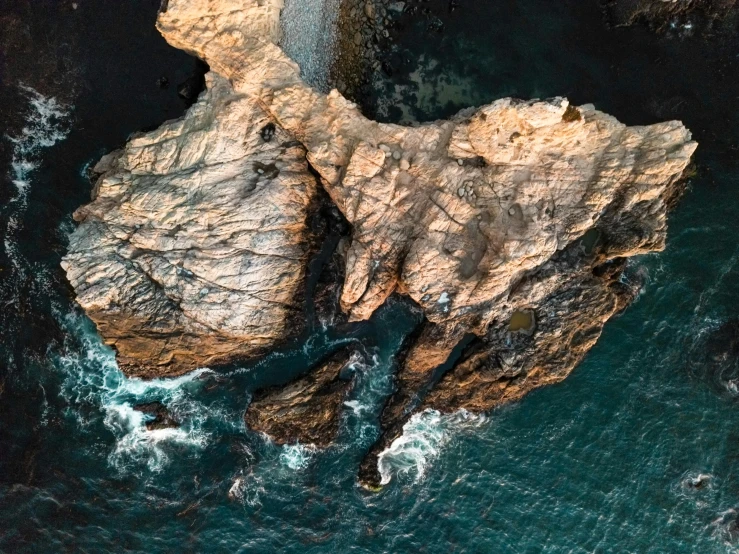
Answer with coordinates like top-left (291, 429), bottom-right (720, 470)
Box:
top-left (64, 0), bottom-right (697, 486)
top-left (245, 346), bottom-right (361, 446)
top-left (62, 72), bottom-right (319, 377)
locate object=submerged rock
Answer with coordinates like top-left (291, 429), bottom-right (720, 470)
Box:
top-left (64, 0), bottom-right (697, 486)
top-left (686, 318), bottom-right (739, 397)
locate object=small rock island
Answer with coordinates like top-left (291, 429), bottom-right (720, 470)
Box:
top-left (62, 0), bottom-right (697, 488)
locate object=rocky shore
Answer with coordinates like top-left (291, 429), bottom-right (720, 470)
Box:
top-left (246, 346), bottom-right (363, 446)
top-left (602, 0), bottom-right (738, 32)
top-left (63, 0), bottom-right (697, 487)
top-left (331, 0), bottom-right (403, 101)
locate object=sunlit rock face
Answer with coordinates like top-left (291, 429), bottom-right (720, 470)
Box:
top-left (63, 73), bottom-right (319, 377)
top-left (65, 0), bottom-right (697, 484)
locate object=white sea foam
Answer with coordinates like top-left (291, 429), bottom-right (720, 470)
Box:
top-left (279, 443), bottom-right (317, 471)
top-left (228, 472), bottom-right (265, 507)
top-left (710, 508), bottom-right (739, 547)
top-left (377, 409), bottom-right (488, 485)
top-left (338, 349), bottom-right (388, 446)
top-left (343, 399), bottom-right (371, 415)
top-left (54, 310), bottom-right (232, 474)
top-left (3, 85), bottom-right (70, 274)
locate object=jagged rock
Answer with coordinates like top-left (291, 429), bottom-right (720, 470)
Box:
top-left (245, 346), bottom-right (361, 446)
top-left (359, 233), bottom-right (648, 486)
top-left (133, 401), bottom-right (179, 431)
top-left (64, 0), bottom-right (697, 486)
top-left (62, 72), bottom-right (319, 377)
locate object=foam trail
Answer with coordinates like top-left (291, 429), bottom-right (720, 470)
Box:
top-left (279, 443), bottom-right (317, 470)
top-left (229, 472), bottom-right (265, 507)
top-left (3, 85), bottom-right (70, 274)
top-left (280, 0), bottom-right (341, 92)
top-left (377, 409), bottom-right (488, 485)
top-left (55, 310), bottom-right (236, 474)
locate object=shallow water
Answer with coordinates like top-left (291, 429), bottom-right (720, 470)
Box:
top-left (2, 1), bottom-right (739, 552)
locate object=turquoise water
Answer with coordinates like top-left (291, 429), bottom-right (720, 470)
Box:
top-left (2, 1), bottom-right (739, 552)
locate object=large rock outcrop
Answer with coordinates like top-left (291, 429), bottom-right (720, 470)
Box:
top-left (62, 72), bottom-right (319, 377)
top-left (63, 0), bottom-right (697, 485)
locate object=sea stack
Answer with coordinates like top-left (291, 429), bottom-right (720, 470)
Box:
top-left (62, 0), bottom-right (697, 486)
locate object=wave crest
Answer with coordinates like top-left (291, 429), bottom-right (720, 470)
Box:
top-left (377, 409), bottom-right (487, 485)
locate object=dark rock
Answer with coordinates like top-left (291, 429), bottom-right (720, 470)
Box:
top-left (602, 0), bottom-right (738, 32)
top-left (176, 62), bottom-right (208, 106)
top-left (260, 122), bottom-right (276, 142)
top-left (244, 346), bottom-right (361, 447)
top-left (686, 318), bottom-right (739, 397)
top-left (133, 401), bottom-right (179, 431)
top-left (357, 176), bottom-right (686, 489)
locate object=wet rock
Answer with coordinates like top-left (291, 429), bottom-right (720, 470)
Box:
top-left (133, 401), bottom-right (179, 430)
top-left (364, 1), bottom-right (376, 20)
top-left (177, 75), bottom-right (200, 100)
top-left (602, 0), bottom-right (738, 32)
top-left (245, 346), bottom-right (361, 446)
top-left (686, 318), bottom-right (739, 396)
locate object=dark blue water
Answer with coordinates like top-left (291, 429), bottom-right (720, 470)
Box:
top-left (1, 1), bottom-right (739, 552)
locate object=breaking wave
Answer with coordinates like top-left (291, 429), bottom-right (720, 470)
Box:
top-left (279, 443), bottom-right (318, 470)
top-left (377, 409), bottom-right (488, 485)
top-left (54, 309), bottom-right (236, 474)
top-left (3, 85), bottom-right (70, 274)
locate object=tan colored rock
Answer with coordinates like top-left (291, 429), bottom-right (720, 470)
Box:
top-left (154, 0), bottom-right (695, 484)
top-left (245, 346), bottom-right (361, 446)
top-left (62, 73), bottom-right (318, 377)
top-left (157, 0), bottom-right (694, 329)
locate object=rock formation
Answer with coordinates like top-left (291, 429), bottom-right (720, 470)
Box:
top-left (602, 0), bottom-right (737, 31)
top-left (62, 72), bottom-right (319, 377)
top-left (246, 346), bottom-right (361, 446)
top-left (134, 401), bottom-right (180, 431)
top-left (63, 0), bottom-right (697, 486)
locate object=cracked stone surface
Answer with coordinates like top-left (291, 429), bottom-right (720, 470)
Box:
top-left (64, 0), bottom-right (697, 486)
top-left (62, 72), bottom-right (318, 377)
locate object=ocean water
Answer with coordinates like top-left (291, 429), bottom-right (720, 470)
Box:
top-left (1, 1), bottom-right (739, 552)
